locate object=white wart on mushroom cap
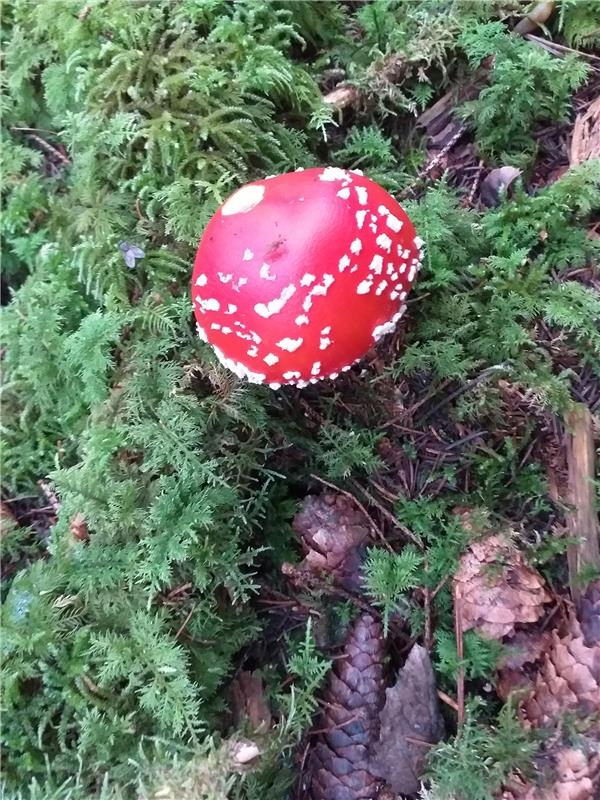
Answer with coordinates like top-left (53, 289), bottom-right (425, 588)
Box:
top-left (191, 166), bottom-right (424, 388)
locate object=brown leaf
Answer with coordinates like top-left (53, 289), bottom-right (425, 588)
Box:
top-left (292, 494), bottom-right (370, 593)
top-left (307, 613), bottom-right (386, 800)
top-left (371, 644), bottom-right (444, 795)
top-left (454, 533), bottom-right (552, 640)
top-left (230, 670), bottom-right (271, 732)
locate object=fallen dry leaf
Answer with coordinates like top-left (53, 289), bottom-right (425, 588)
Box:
top-left (454, 533), bottom-right (552, 640)
top-left (371, 644), bottom-right (444, 795)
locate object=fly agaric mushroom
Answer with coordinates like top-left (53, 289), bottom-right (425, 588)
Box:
top-left (191, 166), bottom-right (424, 389)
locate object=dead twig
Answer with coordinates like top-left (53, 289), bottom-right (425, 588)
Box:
top-left (564, 404), bottom-right (600, 600)
top-left (454, 586), bottom-right (465, 728)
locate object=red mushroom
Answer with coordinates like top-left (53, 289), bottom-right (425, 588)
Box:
top-left (191, 166), bottom-right (424, 389)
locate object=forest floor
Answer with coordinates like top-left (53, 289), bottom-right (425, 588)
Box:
top-left (1, 2), bottom-right (600, 800)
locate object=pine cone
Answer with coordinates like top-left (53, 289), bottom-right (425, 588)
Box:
top-left (454, 533), bottom-right (551, 640)
top-left (523, 587), bottom-right (600, 730)
top-left (307, 613), bottom-right (386, 800)
top-left (501, 747), bottom-right (600, 800)
top-left (292, 494), bottom-right (370, 593)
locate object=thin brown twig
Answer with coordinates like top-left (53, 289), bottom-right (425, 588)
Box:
top-left (351, 480), bottom-right (422, 549)
top-left (454, 586), bottom-right (465, 728)
top-left (175, 604), bottom-right (196, 639)
top-left (437, 689), bottom-right (459, 712)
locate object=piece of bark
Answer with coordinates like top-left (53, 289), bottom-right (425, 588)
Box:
top-left (292, 494), bottom-right (370, 593)
top-left (564, 404), bottom-right (600, 601)
top-left (454, 533), bottom-right (552, 640)
top-left (307, 613), bottom-right (386, 800)
top-left (230, 670), bottom-right (271, 733)
top-left (570, 96), bottom-right (600, 166)
top-left (371, 644), bottom-right (444, 795)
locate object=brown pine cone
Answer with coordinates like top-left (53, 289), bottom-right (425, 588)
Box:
top-left (292, 494), bottom-right (371, 594)
top-left (501, 747), bottom-right (600, 800)
top-left (523, 584), bottom-right (600, 730)
top-left (307, 613), bottom-right (386, 800)
top-left (454, 533), bottom-right (551, 640)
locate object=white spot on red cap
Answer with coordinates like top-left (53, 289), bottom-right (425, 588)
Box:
top-left (350, 238), bottom-right (362, 255)
top-left (295, 314), bottom-right (309, 326)
top-left (254, 284), bottom-right (296, 318)
top-left (277, 337), bottom-right (303, 353)
top-left (222, 184), bottom-right (265, 216)
top-left (372, 319), bottom-right (398, 341)
top-left (311, 361), bottom-right (321, 376)
top-left (198, 297), bottom-right (220, 312)
top-left (319, 167), bottom-right (349, 182)
top-left (195, 274), bottom-right (208, 287)
top-left (390, 290), bottom-right (399, 300)
top-left (321, 326), bottom-right (331, 334)
top-left (225, 304), bottom-right (237, 315)
top-left (242, 248), bottom-right (254, 261)
top-left (283, 370), bottom-right (301, 380)
top-left (376, 233), bottom-right (392, 252)
top-left (414, 236), bottom-right (424, 249)
top-left (351, 169), bottom-right (364, 176)
top-left (399, 263), bottom-right (407, 274)
top-left (232, 277), bottom-right (248, 292)
top-left (378, 205), bottom-right (390, 216)
top-left (197, 324), bottom-right (208, 342)
top-left (300, 273), bottom-right (316, 287)
top-left (329, 372), bottom-right (338, 380)
top-left (408, 264), bottom-right (417, 282)
top-left (355, 186), bottom-right (368, 205)
top-left (356, 278), bottom-right (372, 295)
top-left (212, 344), bottom-right (266, 383)
top-left (218, 272), bottom-right (233, 283)
top-left (302, 296), bottom-right (313, 312)
top-left (338, 254), bottom-right (351, 272)
top-left (211, 323), bottom-right (221, 330)
top-left (247, 345), bottom-right (258, 357)
top-left (356, 210), bottom-right (367, 229)
top-left (269, 382), bottom-right (281, 389)
top-left (319, 337), bottom-right (332, 350)
top-left (259, 263), bottom-right (276, 281)
top-left (375, 280), bottom-right (388, 296)
top-left (264, 353), bottom-right (279, 366)
top-left (337, 187), bottom-right (350, 200)
top-left (386, 214), bottom-right (403, 233)
top-left (369, 254), bottom-right (384, 274)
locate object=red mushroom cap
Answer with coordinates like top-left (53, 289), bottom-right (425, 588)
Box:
top-left (191, 166), bottom-right (424, 389)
